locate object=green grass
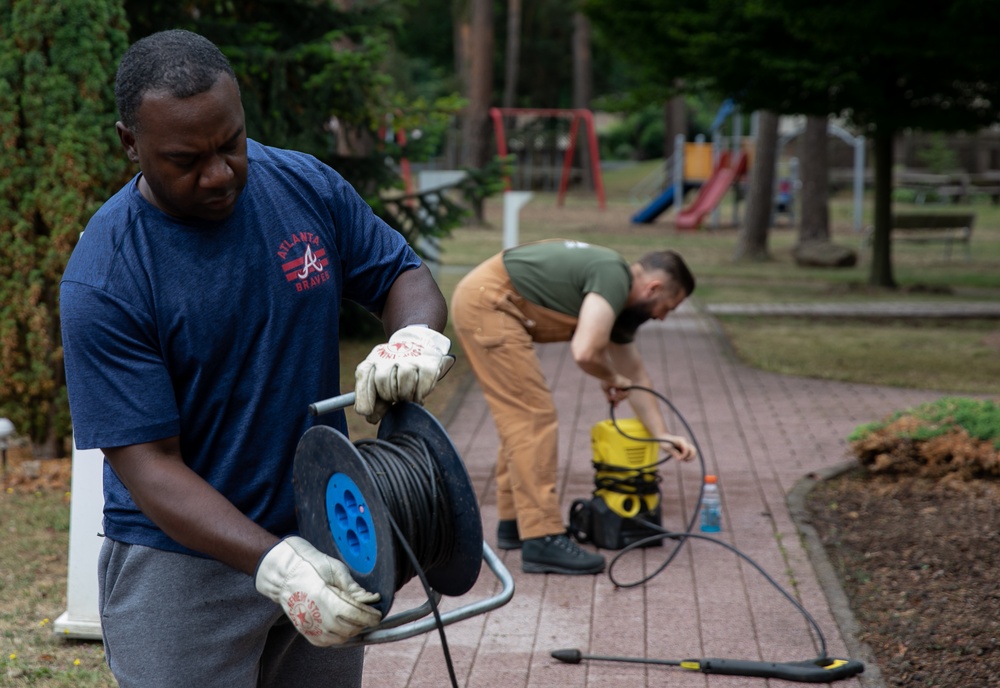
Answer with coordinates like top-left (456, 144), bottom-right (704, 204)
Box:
top-left (0, 489), bottom-right (114, 687)
top-left (849, 396), bottom-right (1000, 444)
top-left (717, 317), bottom-right (1000, 394)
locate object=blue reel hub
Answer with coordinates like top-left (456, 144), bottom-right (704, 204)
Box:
top-left (324, 473), bottom-right (376, 575)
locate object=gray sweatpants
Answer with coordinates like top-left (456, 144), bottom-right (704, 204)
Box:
top-left (98, 538), bottom-right (364, 687)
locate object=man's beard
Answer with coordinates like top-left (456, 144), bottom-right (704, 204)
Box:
top-left (613, 306), bottom-right (652, 334)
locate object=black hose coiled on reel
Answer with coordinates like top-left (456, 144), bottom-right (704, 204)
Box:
top-left (354, 432), bottom-right (455, 591)
top-left (351, 431), bottom-right (463, 688)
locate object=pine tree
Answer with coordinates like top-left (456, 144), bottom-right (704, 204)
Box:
top-left (0, 0), bottom-right (130, 457)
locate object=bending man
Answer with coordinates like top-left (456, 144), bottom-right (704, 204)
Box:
top-left (451, 239), bottom-right (697, 575)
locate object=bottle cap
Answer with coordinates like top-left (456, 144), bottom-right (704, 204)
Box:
top-left (705, 475), bottom-right (717, 484)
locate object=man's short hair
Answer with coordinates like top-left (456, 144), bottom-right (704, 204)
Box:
top-left (115, 29), bottom-right (238, 132)
top-left (637, 250), bottom-right (696, 296)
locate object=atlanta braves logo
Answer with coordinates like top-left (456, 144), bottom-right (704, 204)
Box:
top-left (287, 591), bottom-right (323, 637)
top-left (277, 232), bottom-right (331, 292)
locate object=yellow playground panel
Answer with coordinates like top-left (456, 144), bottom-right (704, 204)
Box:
top-left (684, 142), bottom-right (713, 181)
top-left (684, 141), bottom-right (756, 183)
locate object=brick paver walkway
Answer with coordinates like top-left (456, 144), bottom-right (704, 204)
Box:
top-left (362, 300), bottom-right (969, 688)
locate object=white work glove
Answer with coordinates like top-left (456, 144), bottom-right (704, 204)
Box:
top-left (255, 536), bottom-right (382, 647)
top-left (354, 325), bottom-right (455, 424)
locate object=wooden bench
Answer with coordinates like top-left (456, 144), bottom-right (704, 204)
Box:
top-left (896, 171), bottom-right (970, 204)
top-left (969, 171), bottom-right (1000, 205)
top-left (864, 213), bottom-right (974, 260)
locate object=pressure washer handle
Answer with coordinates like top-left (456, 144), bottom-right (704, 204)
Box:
top-left (686, 657), bottom-right (864, 683)
top-left (309, 392), bottom-right (356, 417)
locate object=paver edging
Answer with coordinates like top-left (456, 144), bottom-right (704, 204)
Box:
top-left (787, 461), bottom-right (888, 688)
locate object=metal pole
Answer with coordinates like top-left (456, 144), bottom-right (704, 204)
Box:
top-left (309, 392), bottom-right (357, 416)
top-left (711, 130), bottom-right (722, 228)
top-left (673, 133), bottom-right (684, 217)
top-left (732, 110), bottom-right (743, 227)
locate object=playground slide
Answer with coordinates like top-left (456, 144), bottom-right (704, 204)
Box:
top-left (675, 150), bottom-right (748, 230)
top-left (631, 182), bottom-right (698, 224)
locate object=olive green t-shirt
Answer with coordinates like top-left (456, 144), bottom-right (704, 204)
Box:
top-left (503, 239), bottom-right (640, 343)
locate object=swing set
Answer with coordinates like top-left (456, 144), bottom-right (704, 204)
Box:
top-left (488, 107), bottom-right (606, 210)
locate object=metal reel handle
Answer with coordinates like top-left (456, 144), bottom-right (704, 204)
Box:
top-left (309, 392), bottom-right (357, 416)
top-left (343, 542), bottom-right (514, 646)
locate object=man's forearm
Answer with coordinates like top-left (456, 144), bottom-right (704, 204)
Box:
top-left (106, 442), bottom-right (279, 574)
top-left (609, 344), bottom-right (668, 436)
top-left (626, 388), bottom-right (669, 437)
top-left (574, 351), bottom-right (626, 387)
top-left (380, 263), bottom-right (447, 334)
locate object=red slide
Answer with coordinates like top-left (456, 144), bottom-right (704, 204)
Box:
top-left (675, 150), bottom-right (749, 230)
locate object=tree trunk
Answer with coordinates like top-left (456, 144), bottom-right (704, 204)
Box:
top-left (460, 0), bottom-right (494, 221)
top-left (448, 0), bottom-right (471, 168)
top-left (453, 0), bottom-right (470, 98)
top-left (572, 11), bottom-right (592, 187)
top-left (869, 127), bottom-right (897, 288)
top-left (663, 89), bottom-right (686, 160)
top-left (734, 110), bottom-right (778, 262)
top-left (502, 0), bottom-right (521, 111)
top-left (335, 126), bottom-right (375, 159)
top-left (797, 115), bottom-right (830, 245)
top-left (572, 12), bottom-right (592, 109)
top-left (324, 12), bottom-right (376, 161)
top-left (461, 0), bottom-right (493, 170)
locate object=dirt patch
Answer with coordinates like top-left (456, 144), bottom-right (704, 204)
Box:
top-left (807, 471), bottom-right (1000, 687)
top-left (982, 332), bottom-right (1000, 352)
top-left (1, 447), bottom-right (72, 493)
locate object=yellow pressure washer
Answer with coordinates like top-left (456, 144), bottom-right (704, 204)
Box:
top-left (568, 418), bottom-right (666, 550)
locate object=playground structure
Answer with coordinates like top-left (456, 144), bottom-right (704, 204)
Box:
top-left (630, 140), bottom-right (712, 224)
top-left (632, 106), bottom-right (870, 233)
top-left (674, 148), bottom-right (750, 230)
top-left (488, 107), bottom-right (606, 209)
top-left (632, 100), bottom-right (754, 229)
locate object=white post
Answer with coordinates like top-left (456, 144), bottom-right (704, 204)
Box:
top-left (503, 191), bottom-right (533, 249)
top-left (54, 440), bottom-right (104, 639)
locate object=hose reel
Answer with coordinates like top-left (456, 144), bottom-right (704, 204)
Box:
top-left (296, 394), bottom-right (513, 644)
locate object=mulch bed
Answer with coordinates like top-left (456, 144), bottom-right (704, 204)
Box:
top-left (807, 470), bottom-right (1000, 687)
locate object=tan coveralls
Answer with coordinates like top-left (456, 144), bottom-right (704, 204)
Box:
top-left (451, 253), bottom-right (582, 540)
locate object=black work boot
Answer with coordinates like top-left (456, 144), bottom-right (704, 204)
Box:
top-left (497, 520), bottom-right (522, 550)
top-left (521, 534), bottom-right (605, 575)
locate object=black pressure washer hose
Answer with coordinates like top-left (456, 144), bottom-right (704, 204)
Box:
top-left (354, 433), bottom-right (462, 688)
top-left (551, 385), bottom-right (865, 684)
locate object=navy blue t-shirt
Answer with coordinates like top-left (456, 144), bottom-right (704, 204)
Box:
top-left (60, 139), bottom-right (420, 555)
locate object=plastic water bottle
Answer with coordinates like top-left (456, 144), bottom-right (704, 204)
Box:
top-left (700, 475), bottom-right (721, 533)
